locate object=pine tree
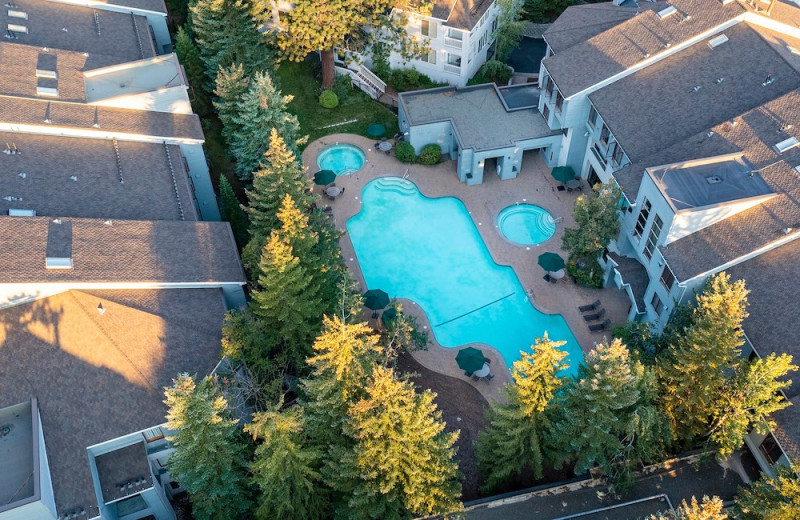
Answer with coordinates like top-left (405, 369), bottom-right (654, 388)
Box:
top-left (476, 334), bottom-right (568, 491)
top-left (649, 496), bottom-right (728, 520)
top-left (245, 403), bottom-right (327, 520)
top-left (218, 175), bottom-right (249, 248)
top-left (229, 71), bottom-right (305, 179)
top-left (658, 273), bottom-right (749, 444)
top-left (174, 26), bottom-right (211, 114)
top-left (342, 366), bottom-right (462, 518)
top-left (164, 374), bottom-right (252, 520)
top-left (213, 63), bottom-right (250, 149)
top-left (736, 464), bottom-right (800, 520)
top-left (562, 182), bottom-right (622, 262)
top-left (554, 339), bottom-right (652, 487)
top-left (190, 0), bottom-right (272, 88)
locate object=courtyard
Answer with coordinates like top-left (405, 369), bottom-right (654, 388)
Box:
top-left (302, 134), bottom-right (631, 403)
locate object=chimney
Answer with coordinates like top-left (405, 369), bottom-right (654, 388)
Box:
top-left (46, 218), bottom-right (73, 269)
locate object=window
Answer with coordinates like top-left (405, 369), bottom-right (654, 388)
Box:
top-left (540, 74), bottom-right (548, 93)
top-left (8, 9), bottom-right (27, 18)
top-left (478, 31), bottom-right (488, 50)
top-left (545, 77), bottom-right (554, 98)
top-left (7, 23), bottom-right (27, 33)
top-left (759, 434), bottom-right (783, 465)
top-left (421, 20), bottom-right (437, 38)
top-left (554, 90), bottom-right (563, 114)
top-left (612, 143), bottom-right (625, 167)
top-left (660, 264), bottom-right (676, 290)
top-left (643, 214), bottom-right (663, 260)
top-left (36, 69), bottom-right (57, 80)
top-left (542, 104), bottom-right (550, 122)
top-left (633, 199), bottom-right (651, 239)
top-left (588, 106), bottom-right (598, 128)
top-left (491, 17), bottom-right (498, 33)
top-left (650, 292), bottom-right (664, 315)
top-left (447, 27), bottom-right (462, 40)
top-left (599, 123), bottom-right (610, 147)
top-left (446, 53), bottom-right (461, 67)
top-left (421, 49), bottom-right (436, 64)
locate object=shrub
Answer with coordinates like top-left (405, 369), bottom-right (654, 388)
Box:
top-left (331, 75), bottom-right (354, 105)
top-left (467, 60), bottom-right (513, 86)
top-left (318, 89), bottom-right (339, 109)
top-left (402, 67), bottom-right (421, 86)
top-left (418, 144), bottom-right (442, 165)
top-left (566, 256), bottom-right (604, 288)
top-left (394, 141), bottom-right (415, 163)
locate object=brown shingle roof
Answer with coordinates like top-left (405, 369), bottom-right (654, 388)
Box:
top-left (0, 43), bottom-right (90, 102)
top-left (543, 0), bottom-right (746, 97)
top-left (0, 217), bottom-right (245, 284)
top-left (0, 288), bottom-right (225, 516)
top-left (431, 0), bottom-right (494, 31)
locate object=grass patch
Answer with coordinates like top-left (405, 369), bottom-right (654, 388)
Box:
top-left (276, 60), bottom-right (398, 148)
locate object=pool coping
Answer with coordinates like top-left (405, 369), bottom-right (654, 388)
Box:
top-left (496, 203), bottom-right (558, 247)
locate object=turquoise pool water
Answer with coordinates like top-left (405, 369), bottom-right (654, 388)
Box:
top-left (317, 144), bottom-right (365, 176)
top-left (497, 204), bottom-right (556, 246)
top-left (347, 177), bottom-right (581, 375)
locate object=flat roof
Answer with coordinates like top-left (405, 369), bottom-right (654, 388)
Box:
top-left (0, 0), bottom-right (156, 65)
top-left (95, 442), bottom-right (152, 503)
top-left (84, 54), bottom-right (187, 102)
top-left (0, 401), bottom-right (35, 509)
top-left (0, 288), bottom-right (226, 516)
top-left (648, 154), bottom-right (774, 212)
top-left (0, 217), bottom-right (245, 284)
top-left (497, 84), bottom-right (540, 110)
top-left (400, 84), bottom-right (559, 152)
top-left (0, 132), bottom-right (196, 221)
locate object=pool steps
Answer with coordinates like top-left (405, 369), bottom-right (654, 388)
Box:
top-left (498, 205), bottom-right (557, 238)
top-left (373, 176), bottom-right (416, 195)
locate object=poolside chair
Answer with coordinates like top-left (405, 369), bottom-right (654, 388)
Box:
top-left (579, 300), bottom-right (601, 312)
top-left (583, 308), bottom-right (606, 322)
top-left (589, 319), bottom-right (612, 332)
top-left (483, 374), bottom-right (494, 382)
top-left (472, 374), bottom-right (481, 382)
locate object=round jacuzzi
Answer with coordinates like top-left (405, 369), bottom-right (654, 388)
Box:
top-left (317, 144), bottom-right (366, 176)
top-left (497, 204), bottom-right (556, 246)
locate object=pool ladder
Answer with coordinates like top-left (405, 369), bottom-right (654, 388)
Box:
top-left (402, 168), bottom-right (410, 180)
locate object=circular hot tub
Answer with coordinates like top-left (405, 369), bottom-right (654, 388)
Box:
top-left (317, 144), bottom-right (366, 176)
top-left (497, 204), bottom-right (556, 246)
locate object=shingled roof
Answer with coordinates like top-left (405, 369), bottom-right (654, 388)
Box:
top-left (0, 217), bottom-right (245, 284)
top-left (430, 0), bottom-right (495, 31)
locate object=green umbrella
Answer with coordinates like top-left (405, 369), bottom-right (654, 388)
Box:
top-left (538, 252), bottom-right (565, 272)
top-left (551, 166), bottom-right (576, 184)
top-left (456, 347), bottom-right (487, 373)
top-left (367, 123), bottom-right (386, 138)
top-left (363, 289), bottom-right (390, 310)
top-left (381, 306), bottom-right (398, 325)
top-left (313, 170), bottom-right (336, 185)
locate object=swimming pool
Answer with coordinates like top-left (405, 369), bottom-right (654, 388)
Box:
top-left (347, 177), bottom-right (581, 375)
top-left (317, 144), bottom-right (365, 176)
top-left (497, 204), bottom-right (556, 246)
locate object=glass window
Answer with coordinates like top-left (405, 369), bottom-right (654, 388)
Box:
top-left (542, 104), bottom-right (550, 123)
top-left (491, 17), bottom-right (498, 33)
top-left (612, 142), bottom-right (625, 167)
top-left (660, 264), bottom-right (675, 290)
top-left (599, 123), bottom-right (610, 146)
top-left (650, 292), bottom-right (664, 315)
top-left (545, 77), bottom-right (554, 98)
top-left (588, 106), bottom-right (598, 128)
top-left (644, 214), bottom-right (663, 260)
top-left (540, 75), bottom-right (548, 93)
top-left (633, 198), bottom-right (651, 240)
top-left (421, 20), bottom-right (437, 38)
top-left (447, 27), bottom-right (462, 40)
top-left (554, 90), bottom-right (563, 114)
top-left (759, 434), bottom-right (783, 465)
top-left (421, 49), bottom-right (436, 64)
top-left (446, 53), bottom-right (461, 67)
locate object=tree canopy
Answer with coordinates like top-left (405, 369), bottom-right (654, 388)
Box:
top-left (736, 464), bottom-right (800, 520)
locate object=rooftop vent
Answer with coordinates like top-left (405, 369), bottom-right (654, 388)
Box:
top-left (7, 23), bottom-right (27, 33)
top-left (708, 34), bottom-right (729, 48)
top-left (794, 164), bottom-right (800, 175)
top-left (7, 9), bottom-right (27, 19)
top-left (720, 0), bottom-right (734, 4)
top-left (706, 175), bottom-right (723, 184)
top-left (46, 218), bottom-right (73, 269)
top-left (658, 5), bottom-right (677, 18)
top-left (36, 85), bottom-right (58, 97)
top-left (763, 74), bottom-right (776, 86)
top-left (774, 137), bottom-right (800, 154)
top-left (97, 302), bottom-right (105, 315)
top-left (691, 85), bottom-right (702, 92)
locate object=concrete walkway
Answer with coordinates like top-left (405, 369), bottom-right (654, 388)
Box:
top-left (302, 134), bottom-right (631, 403)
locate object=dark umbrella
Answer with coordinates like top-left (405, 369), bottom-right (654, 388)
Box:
top-left (363, 289), bottom-right (390, 310)
top-left (313, 169), bottom-right (336, 185)
top-left (538, 252), bottom-right (565, 272)
top-left (456, 347), bottom-right (487, 373)
top-left (551, 166), bottom-right (576, 184)
top-left (381, 306), bottom-right (398, 325)
top-left (367, 123), bottom-right (386, 138)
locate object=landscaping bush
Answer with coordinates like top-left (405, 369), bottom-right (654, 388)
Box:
top-left (318, 89), bottom-right (339, 109)
top-left (331, 74), bottom-right (355, 105)
top-left (566, 256), bottom-right (604, 288)
top-left (384, 68), bottom-right (445, 92)
top-left (467, 60), bottom-right (513, 86)
top-left (418, 144), bottom-right (442, 165)
top-left (394, 141), bottom-right (415, 163)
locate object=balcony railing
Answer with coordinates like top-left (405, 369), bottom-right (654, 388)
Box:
top-left (443, 63), bottom-right (461, 74)
top-left (444, 37), bottom-right (462, 49)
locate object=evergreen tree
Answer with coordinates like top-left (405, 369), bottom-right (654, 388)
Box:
top-left (476, 334), bottom-right (568, 491)
top-left (554, 339), bottom-right (657, 488)
top-left (562, 182), bottom-right (622, 263)
top-left (174, 26), bottom-right (211, 114)
top-left (164, 374), bottom-right (252, 520)
top-left (493, 0), bottom-right (527, 63)
top-left (245, 403), bottom-right (327, 520)
top-left (218, 175), bottom-right (249, 248)
top-left (649, 496), bottom-right (728, 520)
top-left (341, 365), bottom-right (462, 519)
top-left (658, 273), bottom-right (749, 444)
top-left (229, 71), bottom-right (305, 179)
top-left (736, 464), bottom-right (800, 520)
top-left (190, 0), bottom-right (272, 87)
top-left (213, 63), bottom-right (250, 149)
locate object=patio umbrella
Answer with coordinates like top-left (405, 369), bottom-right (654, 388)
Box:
top-left (313, 169), bottom-right (336, 186)
top-left (551, 166), bottom-right (576, 184)
top-left (363, 289), bottom-right (390, 310)
top-left (367, 123), bottom-right (386, 138)
top-left (538, 252), bottom-right (565, 272)
top-left (381, 306), bottom-right (398, 325)
top-left (456, 347), bottom-right (487, 373)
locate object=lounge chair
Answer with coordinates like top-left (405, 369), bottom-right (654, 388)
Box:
top-left (579, 299), bottom-right (601, 312)
top-left (589, 319), bottom-right (612, 332)
top-left (583, 308), bottom-right (606, 322)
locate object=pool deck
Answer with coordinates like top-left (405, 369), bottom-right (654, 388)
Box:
top-left (302, 134), bottom-right (631, 403)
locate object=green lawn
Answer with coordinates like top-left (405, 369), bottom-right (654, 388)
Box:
top-left (276, 60), bottom-right (399, 148)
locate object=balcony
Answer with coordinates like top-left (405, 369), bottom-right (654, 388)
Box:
top-left (444, 63), bottom-right (461, 75)
top-left (444, 37), bottom-right (462, 50)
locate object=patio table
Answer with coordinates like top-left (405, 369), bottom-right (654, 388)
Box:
top-left (377, 141), bottom-right (392, 152)
top-left (473, 363), bottom-right (490, 378)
